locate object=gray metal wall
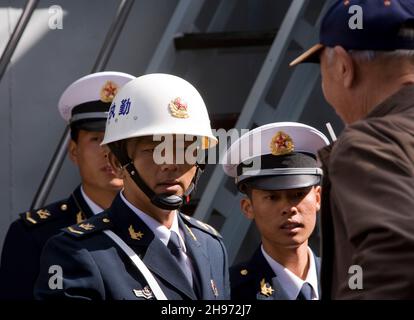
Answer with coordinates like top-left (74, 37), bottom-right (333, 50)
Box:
top-left (0, 0), bottom-right (179, 250)
top-left (0, 0), bottom-right (342, 258)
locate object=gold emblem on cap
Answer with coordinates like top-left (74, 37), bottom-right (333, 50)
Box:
top-left (103, 218), bottom-right (110, 223)
top-left (129, 225), bottom-right (144, 240)
top-left (100, 80), bottom-right (118, 103)
top-left (60, 204), bottom-right (68, 211)
top-left (240, 269), bottom-right (248, 276)
top-left (169, 97), bottom-right (189, 118)
top-left (260, 278), bottom-right (274, 297)
top-left (270, 131), bottom-right (294, 156)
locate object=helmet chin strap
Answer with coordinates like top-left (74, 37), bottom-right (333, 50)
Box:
top-left (123, 162), bottom-right (202, 211)
top-left (109, 144), bottom-right (203, 211)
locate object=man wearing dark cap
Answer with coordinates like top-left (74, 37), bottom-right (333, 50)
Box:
top-left (223, 122), bottom-right (329, 300)
top-left (0, 71), bottom-right (135, 299)
top-left (291, 0), bottom-right (414, 299)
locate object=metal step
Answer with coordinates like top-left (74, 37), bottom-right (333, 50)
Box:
top-left (174, 30), bottom-right (277, 50)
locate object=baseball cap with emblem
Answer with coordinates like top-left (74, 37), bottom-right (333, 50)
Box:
top-left (290, 0), bottom-right (414, 67)
top-left (58, 71), bottom-right (136, 132)
top-left (222, 122), bottom-right (329, 192)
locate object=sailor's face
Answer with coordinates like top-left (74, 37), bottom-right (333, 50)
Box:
top-left (124, 136), bottom-right (198, 200)
top-left (69, 130), bottom-right (123, 192)
top-left (241, 186), bottom-right (320, 249)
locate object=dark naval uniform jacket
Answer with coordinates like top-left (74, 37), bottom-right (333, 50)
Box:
top-left (0, 186), bottom-right (93, 300)
top-left (230, 247), bottom-right (321, 300)
top-left (34, 194), bottom-right (230, 300)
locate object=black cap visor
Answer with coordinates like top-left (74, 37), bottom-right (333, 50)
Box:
top-left (70, 119), bottom-right (106, 132)
top-left (239, 174), bottom-right (321, 192)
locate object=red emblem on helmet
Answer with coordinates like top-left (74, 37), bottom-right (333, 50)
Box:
top-left (169, 97), bottom-right (189, 118)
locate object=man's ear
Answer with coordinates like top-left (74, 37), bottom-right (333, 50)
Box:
top-left (240, 196), bottom-right (255, 220)
top-left (314, 185), bottom-right (321, 212)
top-left (333, 45), bottom-right (355, 89)
top-left (68, 140), bottom-right (78, 165)
top-left (108, 152), bottom-right (124, 178)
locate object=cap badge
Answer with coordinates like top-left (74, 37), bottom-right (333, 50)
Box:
top-left (384, 0), bottom-right (391, 6)
top-left (260, 278), bottom-right (274, 297)
top-left (169, 97), bottom-right (189, 118)
top-left (100, 80), bottom-right (118, 103)
top-left (270, 131), bottom-right (294, 156)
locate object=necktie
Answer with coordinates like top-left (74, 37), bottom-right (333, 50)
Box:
top-left (168, 231), bottom-right (193, 286)
top-left (296, 282), bottom-right (313, 300)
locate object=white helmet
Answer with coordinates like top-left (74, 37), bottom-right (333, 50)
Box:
top-left (101, 73), bottom-right (217, 148)
top-left (102, 73), bottom-right (217, 211)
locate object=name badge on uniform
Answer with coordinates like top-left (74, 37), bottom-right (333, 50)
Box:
top-left (210, 279), bottom-right (219, 297)
top-left (133, 286), bottom-right (154, 300)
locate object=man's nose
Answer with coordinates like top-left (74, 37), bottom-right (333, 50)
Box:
top-left (160, 162), bottom-right (178, 172)
top-left (281, 200), bottom-right (299, 216)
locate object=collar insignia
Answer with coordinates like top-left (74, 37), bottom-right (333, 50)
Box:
top-left (36, 209), bottom-right (51, 220)
top-left (76, 211), bottom-right (86, 224)
top-left (260, 278), bottom-right (275, 297)
top-left (79, 223), bottom-right (94, 231)
top-left (129, 225), bottom-right (144, 240)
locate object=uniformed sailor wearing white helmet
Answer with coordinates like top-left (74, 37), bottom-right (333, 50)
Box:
top-left (34, 73), bottom-right (230, 300)
top-left (223, 122), bottom-right (329, 300)
top-left (0, 71), bottom-right (135, 299)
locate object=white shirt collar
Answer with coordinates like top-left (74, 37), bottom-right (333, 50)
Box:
top-left (261, 245), bottom-right (319, 300)
top-left (80, 185), bottom-right (104, 215)
top-left (119, 191), bottom-right (186, 250)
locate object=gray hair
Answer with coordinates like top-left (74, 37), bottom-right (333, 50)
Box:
top-left (326, 25), bottom-right (414, 63)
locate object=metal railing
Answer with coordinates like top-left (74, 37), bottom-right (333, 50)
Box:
top-left (30, 0), bottom-right (135, 209)
top-left (0, 0), bottom-right (39, 82)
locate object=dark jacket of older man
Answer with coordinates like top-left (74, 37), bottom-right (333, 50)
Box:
top-left (318, 85), bottom-right (414, 299)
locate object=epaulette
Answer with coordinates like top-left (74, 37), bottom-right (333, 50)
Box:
top-left (180, 213), bottom-right (222, 239)
top-left (63, 212), bottom-right (112, 238)
top-left (19, 200), bottom-right (72, 228)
